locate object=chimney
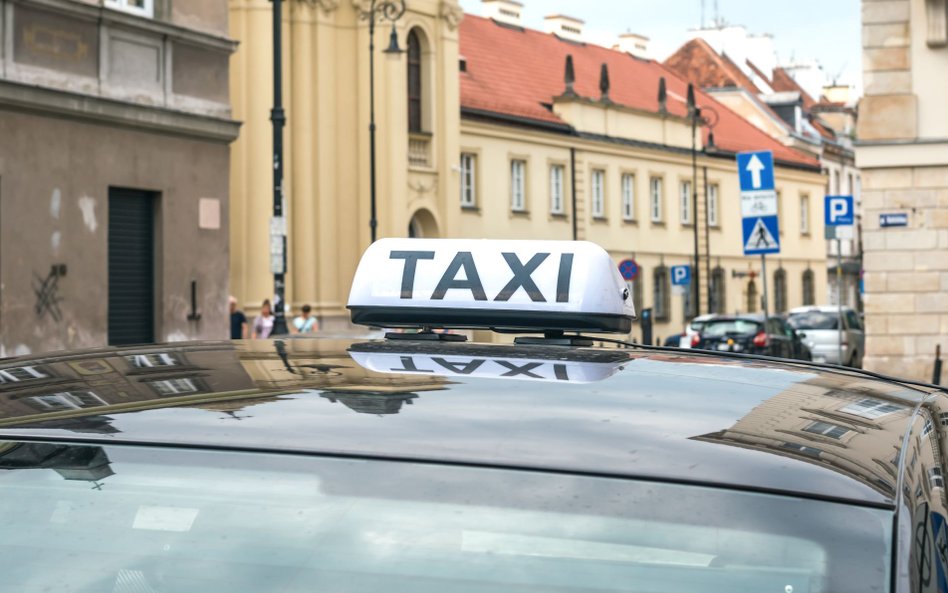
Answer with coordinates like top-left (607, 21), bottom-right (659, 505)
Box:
top-left (543, 14), bottom-right (584, 42)
top-left (614, 33), bottom-right (650, 59)
top-left (481, 0), bottom-right (524, 27)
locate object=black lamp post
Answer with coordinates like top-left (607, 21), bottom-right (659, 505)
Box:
top-left (359, 0), bottom-right (406, 243)
top-left (270, 0), bottom-right (289, 336)
top-left (687, 84), bottom-right (701, 318)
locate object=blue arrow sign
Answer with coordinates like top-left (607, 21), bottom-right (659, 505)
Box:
top-left (737, 151), bottom-right (775, 192)
top-left (742, 216), bottom-right (781, 255)
top-left (670, 265), bottom-right (691, 286)
top-left (825, 195), bottom-right (854, 226)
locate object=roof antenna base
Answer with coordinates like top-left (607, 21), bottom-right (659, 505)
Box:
top-left (514, 331), bottom-right (594, 347)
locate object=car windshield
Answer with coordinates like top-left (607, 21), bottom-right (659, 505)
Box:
top-left (701, 319), bottom-right (761, 337)
top-left (0, 442), bottom-right (890, 593)
top-left (788, 312), bottom-right (839, 330)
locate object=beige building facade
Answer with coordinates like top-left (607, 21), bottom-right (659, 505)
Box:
top-left (858, 0), bottom-right (948, 381)
top-left (228, 1), bottom-right (827, 342)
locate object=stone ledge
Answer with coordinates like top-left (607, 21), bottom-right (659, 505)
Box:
top-left (0, 80), bottom-right (241, 143)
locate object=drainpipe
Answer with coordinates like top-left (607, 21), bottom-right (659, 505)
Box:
top-left (570, 147), bottom-right (577, 240)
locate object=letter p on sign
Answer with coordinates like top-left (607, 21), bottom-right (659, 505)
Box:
top-left (824, 195), bottom-right (854, 227)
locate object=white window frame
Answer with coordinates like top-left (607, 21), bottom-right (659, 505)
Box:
top-left (680, 180), bottom-right (692, 224)
top-left (840, 398), bottom-right (905, 419)
top-left (510, 159), bottom-right (526, 212)
top-left (708, 183), bottom-right (719, 227)
top-left (104, 0), bottom-right (154, 18)
top-left (149, 378), bottom-right (199, 396)
top-left (0, 366), bottom-right (47, 384)
top-left (549, 164), bottom-right (565, 215)
top-left (460, 153), bottom-right (476, 208)
top-left (128, 353), bottom-right (178, 368)
top-left (621, 173), bottom-right (635, 221)
top-left (800, 194), bottom-right (810, 235)
top-left (649, 177), bottom-right (663, 223)
top-left (30, 391), bottom-right (106, 411)
top-left (803, 420), bottom-right (851, 440)
top-left (591, 169), bottom-right (605, 219)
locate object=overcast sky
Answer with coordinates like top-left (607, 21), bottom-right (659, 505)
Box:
top-left (457, 0), bottom-right (862, 88)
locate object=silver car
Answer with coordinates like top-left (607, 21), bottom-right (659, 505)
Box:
top-left (786, 306), bottom-right (865, 367)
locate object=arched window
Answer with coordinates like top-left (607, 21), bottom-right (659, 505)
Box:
top-left (802, 269), bottom-right (815, 306)
top-left (747, 280), bottom-right (758, 313)
top-left (774, 268), bottom-right (788, 313)
top-left (407, 29), bottom-right (423, 132)
top-left (653, 265), bottom-right (670, 321)
top-left (710, 266), bottom-right (726, 314)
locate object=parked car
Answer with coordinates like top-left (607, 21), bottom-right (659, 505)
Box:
top-left (786, 306), bottom-right (865, 367)
top-left (694, 314), bottom-right (811, 360)
top-left (662, 314), bottom-right (717, 348)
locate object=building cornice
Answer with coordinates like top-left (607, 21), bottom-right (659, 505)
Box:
top-left (0, 80), bottom-right (241, 143)
top-left (16, 0), bottom-right (237, 52)
top-left (856, 139), bottom-right (948, 169)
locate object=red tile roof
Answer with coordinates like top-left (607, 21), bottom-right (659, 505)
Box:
top-left (771, 67), bottom-right (818, 110)
top-left (459, 16), bottom-right (819, 168)
top-left (664, 38), bottom-right (761, 93)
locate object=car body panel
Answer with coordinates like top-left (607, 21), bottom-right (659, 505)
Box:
top-left (0, 338), bottom-right (937, 509)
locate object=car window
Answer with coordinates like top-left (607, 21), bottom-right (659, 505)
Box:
top-left (787, 312), bottom-right (839, 330)
top-left (701, 320), bottom-right (760, 336)
top-left (0, 442), bottom-right (891, 593)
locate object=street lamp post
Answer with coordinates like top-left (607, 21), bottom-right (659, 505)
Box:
top-left (687, 84), bottom-right (701, 318)
top-left (360, 0), bottom-right (406, 243)
top-left (270, 0), bottom-right (289, 336)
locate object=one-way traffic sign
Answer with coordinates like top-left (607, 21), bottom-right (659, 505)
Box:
top-left (737, 150), bottom-right (780, 256)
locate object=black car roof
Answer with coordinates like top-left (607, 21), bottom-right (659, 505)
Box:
top-left (0, 337), bottom-right (937, 508)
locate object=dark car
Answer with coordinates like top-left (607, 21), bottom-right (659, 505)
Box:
top-left (694, 314), bottom-right (811, 360)
top-left (0, 238), bottom-right (941, 593)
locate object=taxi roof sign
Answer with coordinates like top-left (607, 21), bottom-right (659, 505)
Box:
top-left (348, 239), bottom-right (635, 333)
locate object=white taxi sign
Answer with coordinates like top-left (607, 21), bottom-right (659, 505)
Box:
top-left (347, 239), bottom-right (635, 333)
top-left (349, 346), bottom-right (631, 384)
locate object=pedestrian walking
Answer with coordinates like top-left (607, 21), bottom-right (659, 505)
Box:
top-left (251, 299), bottom-right (276, 339)
top-left (229, 296), bottom-right (248, 339)
top-left (293, 304), bottom-right (318, 333)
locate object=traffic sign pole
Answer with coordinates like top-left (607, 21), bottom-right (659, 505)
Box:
top-left (837, 238), bottom-right (843, 365)
top-left (761, 254), bottom-right (769, 319)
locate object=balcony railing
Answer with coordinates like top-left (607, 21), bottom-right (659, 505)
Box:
top-left (408, 133), bottom-right (432, 168)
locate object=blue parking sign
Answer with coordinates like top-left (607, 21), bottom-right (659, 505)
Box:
top-left (670, 265), bottom-right (691, 286)
top-left (825, 195), bottom-right (854, 226)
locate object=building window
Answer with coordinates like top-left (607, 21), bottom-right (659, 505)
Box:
top-left (148, 378), bottom-right (199, 396)
top-left (104, 0), bottom-right (153, 18)
top-left (511, 160), bottom-right (526, 212)
top-left (710, 266), bottom-right (726, 314)
top-left (708, 184), bottom-right (719, 227)
top-left (840, 398), bottom-right (906, 420)
top-left (747, 279), bottom-right (758, 313)
top-left (930, 467), bottom-right (945, 489)
top-left (460, 153), bottom-right (476, 208)
top-left (803, 421), bottom-right (851, 440)
top-left (800, 194), bottom-right (810, 235)
top-left (407, 30), bottom-right (423, 133)
top-left (848, 172), bottom-right (855, 195)
top-left (591, 169), bottom-right (605, 219)
top-left (629, 276), bottom-right (644, 321)
top-left (28, 391), bottom-right (106, 412)
top-left (621, 173), bottom-right (635, 221)
top-left (683, 284), bottom-right (696, 320)
top-left (653, 265), bottom-right (670, 321)
top-left (680, 180), bottom-right (692, 224)
top-left (774, 268), bottom-right (787, 313)
top-left (781, 442), bottom-right (822, 457)
top-left (649, 177), bottom-right (663, 222)
top-left (550, 165), bottom-right (565, 215)
top-left (0, 366), bottom-right (47, 384)
top-left (127, 353), bottom-right (177, 368)
top-left (802, 269), bottom-right (815, 306)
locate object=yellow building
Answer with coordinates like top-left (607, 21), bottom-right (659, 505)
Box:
top-left (228, 0), bottom-right (827, 342)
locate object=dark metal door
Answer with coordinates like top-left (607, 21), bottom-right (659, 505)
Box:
top-left (108, 189), bottom-right (155, 345)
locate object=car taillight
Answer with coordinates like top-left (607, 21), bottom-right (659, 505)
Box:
top-left (691, 334), bottom-right (701, 347)
top-left (753, 331), bottom-right (768, 347)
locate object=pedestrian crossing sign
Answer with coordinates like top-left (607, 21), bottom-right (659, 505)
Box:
top-left (742, 216), bottom-right (780, 255)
